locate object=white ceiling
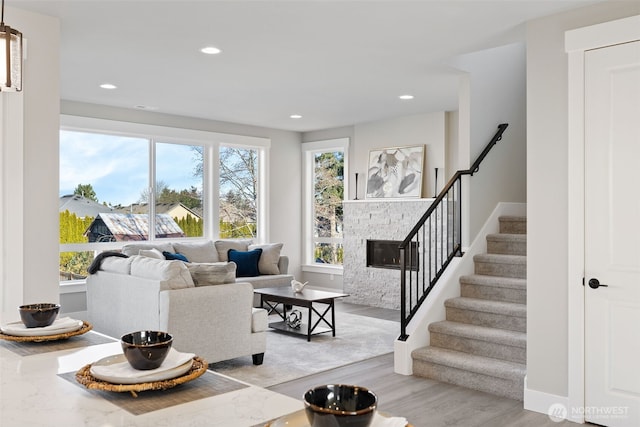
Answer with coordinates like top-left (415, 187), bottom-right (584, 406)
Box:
top-left (11, 1), bottom-right (600, 132)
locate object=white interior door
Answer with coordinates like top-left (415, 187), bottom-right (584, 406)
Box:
top-left (584, 40), bottom-right (640, 427)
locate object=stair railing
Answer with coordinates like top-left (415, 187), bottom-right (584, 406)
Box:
top-left (398, 123), bottom-right (508, 340)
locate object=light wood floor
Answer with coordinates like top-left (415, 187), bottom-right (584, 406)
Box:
top-left (267, 302), bottom-right (575, 427)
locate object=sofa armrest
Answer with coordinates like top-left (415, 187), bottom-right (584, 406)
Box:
top-left (278, 256), bottom-right (289, 274)
top-left (158, 282), bottom-right (256, 362)
top-left (86, 271), bottom-right (165, 339)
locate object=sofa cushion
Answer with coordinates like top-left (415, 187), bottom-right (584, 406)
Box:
top-left (100, 256), bottom-right (133, 274)
top-left (228, 248), bottom-right (262, 277)
top-left (248, 243), bottom-right (283, 275)
top-left (173, 241), bottom-right (219, 263)
top-left (121, 242), bottom-right (175, 257)
top-left (163, 251), bottom-right (189, 262)
top-left (215, 239), bottom-right (253, 262)
top-left (186, 262), bottom-right (236, 286)
top-left (130, 256), bottom-right (194, 290)
top-left (139, 248), bottom-right (164, 259)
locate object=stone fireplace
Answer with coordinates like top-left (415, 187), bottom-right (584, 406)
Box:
top-left (343, 199), bottom-right (435, 309)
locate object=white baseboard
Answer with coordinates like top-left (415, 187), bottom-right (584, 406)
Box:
top-left (524, 377), bottom-right (583, 424)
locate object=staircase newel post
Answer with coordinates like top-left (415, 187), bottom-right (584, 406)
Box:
top-left (399, 247), bottom-right (408, 341)
top-left (457, 177), bottom-right (462, 255)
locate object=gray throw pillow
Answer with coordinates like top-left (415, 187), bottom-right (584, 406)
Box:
top-left (121, 242), bottom-right (175, 257)
top-left (214, 239), bottom-right (253, 262)
top-left (173, 241), bottom-right (219, 263)
top-left (248, 243), bottom-right (283, 275)
top-left (187, 262), bottom-right (237, 286)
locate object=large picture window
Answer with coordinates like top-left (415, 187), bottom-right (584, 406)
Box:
top-left (59, 116), bottom-right (268, 284)
top-left (302, 138), bottom-right (348, 270)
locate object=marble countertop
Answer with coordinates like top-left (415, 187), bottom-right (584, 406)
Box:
top-left (0, 336), bottom-right (303, 426)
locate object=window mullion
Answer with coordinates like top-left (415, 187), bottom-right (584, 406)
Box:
top-left (148, 138), bottom-right (156, 241)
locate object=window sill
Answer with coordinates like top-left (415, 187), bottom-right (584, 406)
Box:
top-left (59, 280), bottom-right (87, 294)
top-left (302, 264), bottom-right (343, 275)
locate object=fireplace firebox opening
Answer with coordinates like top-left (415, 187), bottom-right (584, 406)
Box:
top-left (366, 239), bottom-right (418, 270)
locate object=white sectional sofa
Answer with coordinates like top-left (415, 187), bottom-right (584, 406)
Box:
top-left (85, 239), bottom-right (294, 365)
top-left (119, 239), bottom-right (294, 305)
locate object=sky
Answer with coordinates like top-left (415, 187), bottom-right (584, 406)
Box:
top-left (59, 130), bottom-right (203, 206)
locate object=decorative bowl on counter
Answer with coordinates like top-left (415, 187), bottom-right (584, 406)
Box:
top-left (303, 384), bottom-right (378, 427)
top-left (19, 303), bottom-right (60, 328)
top-left (121, 330), bottom-right (173, 370)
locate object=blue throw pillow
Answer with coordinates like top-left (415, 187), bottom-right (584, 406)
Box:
top-left (163, 251), bottom-right (189, 262)
top-left (228, 248), bottom-right (262, 277)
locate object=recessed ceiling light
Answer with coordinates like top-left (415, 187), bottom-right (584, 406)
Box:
top-left (201, 46), bottom-right (222, 55)
top-left (290, 114), bottom-right (302, 119)
top-left (399, 94), bottom-right (414, 100)
top-left (134, 105), bottom-right (158, 111)
top-left (100, 83), bottom-right (117, 90)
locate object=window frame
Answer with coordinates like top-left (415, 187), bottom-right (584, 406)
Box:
top-left (301, 137), bottom-right (349, 275)
top-left (59, 115), bottom-right (270, 285)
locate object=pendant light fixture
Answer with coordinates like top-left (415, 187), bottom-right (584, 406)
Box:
top-left (0, 0), bottom-right (23, 92)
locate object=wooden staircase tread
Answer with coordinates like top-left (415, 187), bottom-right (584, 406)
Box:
top-left (429, 320), bottom-right (526, 347)
top-left (411, 347), bottom-right (526, 380)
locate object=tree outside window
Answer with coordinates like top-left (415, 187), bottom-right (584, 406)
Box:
top-left (313, 151), bottom-right (344, 265)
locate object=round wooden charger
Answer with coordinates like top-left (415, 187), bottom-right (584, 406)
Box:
top-left (75, 356), bottom-right (208, 397)
top-left (0, 321), bottom-right (93, 342)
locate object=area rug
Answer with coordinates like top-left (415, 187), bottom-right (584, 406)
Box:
top-left (209, 312), bottom-right (399, 387)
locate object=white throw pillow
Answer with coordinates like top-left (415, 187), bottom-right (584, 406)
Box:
top-left (121, 242), bottom-right (175, 257)
top-left (214, 239), bottom-right (253, 262)
top-left (139, 248), bottom-right (164, 259)
top-left (173, 241), bottom-right (219, 263)
top-left (130, 256), bottom-right (194, 290)
top-left (100, 256), bottom-right (133, 274)
top-left (186, 262), bottom-right (236, 286)
top-left (248, 243), bottom-right (283, 275)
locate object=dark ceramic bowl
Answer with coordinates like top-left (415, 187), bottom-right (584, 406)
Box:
top-left (19, 303), bottom-right (60, 328)
top-left (121, 331), bottom-right (173, 370)
top-left (303, 384), bottom-right (378, 427)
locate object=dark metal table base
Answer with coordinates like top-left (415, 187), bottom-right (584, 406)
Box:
top-left (260, 296), bottom-right (337, 341)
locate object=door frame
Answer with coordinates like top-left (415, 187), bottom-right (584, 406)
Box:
top-left (565, 15), bottom-right (640, 424)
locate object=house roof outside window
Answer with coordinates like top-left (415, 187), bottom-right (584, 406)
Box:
top-left (84, 213), bottom-right (185, 242)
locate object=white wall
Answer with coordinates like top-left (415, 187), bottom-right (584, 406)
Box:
top-left (452, 43), bottom-right (527, 243)
top-left (1, 8), bottom-right (60, 323)
top-left (353, 112), bottom-right (447, 199)
top-left (525, 0), bottom-right (640, 402)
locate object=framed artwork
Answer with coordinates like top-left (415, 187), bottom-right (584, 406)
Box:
top-left (366, 145), bottom-right (424, 199)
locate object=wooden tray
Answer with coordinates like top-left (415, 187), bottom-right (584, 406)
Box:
top-left (0, 321), bottom-right (92, 342)
top-left (75, 356), bottom-right (208, 397)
